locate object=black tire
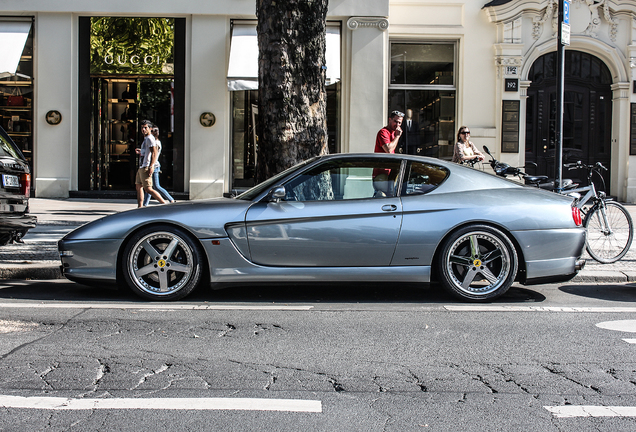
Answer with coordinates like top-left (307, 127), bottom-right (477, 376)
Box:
top-left (437, 225), bottom-right (518, 302)
top-left (121, 225), bottom-right (203, 301)
top-left (584, 201), bottom-right (634, 264)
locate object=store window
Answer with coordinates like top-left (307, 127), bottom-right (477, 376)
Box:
top-left (228, 21), bottom-right (341, 192)
top-left (78, 17), bottom-right (184, 193)
top-left (388, 42), bottom-right (456, 160)
top-left (0, 18), bottom-right (34, 171)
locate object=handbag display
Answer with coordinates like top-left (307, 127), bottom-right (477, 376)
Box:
top-left (7, 87), bottom-right (25, 106)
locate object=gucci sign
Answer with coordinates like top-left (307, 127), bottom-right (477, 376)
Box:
top-left (104, 54), bottom-right (162, 67)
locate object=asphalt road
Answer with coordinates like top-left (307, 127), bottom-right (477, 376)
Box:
top-left (0, 279), bottom-right (635, 431)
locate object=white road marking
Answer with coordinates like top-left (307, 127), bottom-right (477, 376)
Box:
top-left (0, 395), bottom-right (322, 412)
top-left (0, 302), bottom-right (313, 311)
top-left (545, 405), bottom-right (636, 418)
top-left (623, 339), bottom-right (636, 344)
top-left (445, 306), bottom-right (636, 313)
top-left (596, 320), bottom-right (636, 333)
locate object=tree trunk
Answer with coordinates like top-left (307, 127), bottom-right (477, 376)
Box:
top-left (256, 0), bottom-right (329, 183)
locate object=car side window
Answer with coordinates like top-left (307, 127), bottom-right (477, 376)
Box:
top-left (284, 158), bottom-right (402, 201)
top-left (402, 161), bottom-right (449, 196)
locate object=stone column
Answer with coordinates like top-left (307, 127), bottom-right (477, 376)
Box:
top-left (344, 17), bottom-right (388, 153)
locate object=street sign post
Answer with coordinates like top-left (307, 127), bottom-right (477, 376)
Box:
top-left (555, 0), bottom-right (569, 191)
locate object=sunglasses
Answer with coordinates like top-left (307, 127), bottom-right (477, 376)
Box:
top-left (391, 110), bottom-right (405, 118)
top-left (460, 131), bottom-right (470, 134)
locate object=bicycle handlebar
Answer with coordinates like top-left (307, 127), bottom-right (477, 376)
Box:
top-left (564, 161), bottom-right (607, 172)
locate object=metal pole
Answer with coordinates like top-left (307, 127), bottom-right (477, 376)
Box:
top-left (555, 0), bottom-right (569, 191)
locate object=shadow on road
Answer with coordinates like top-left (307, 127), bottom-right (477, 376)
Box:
top-left (0, 281), bottom-right (546, 305)
top-left (558, 283), bottom-right (636, 302)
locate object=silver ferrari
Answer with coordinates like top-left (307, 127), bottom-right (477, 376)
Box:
top-left (58, 153), bottom-right (586, 302)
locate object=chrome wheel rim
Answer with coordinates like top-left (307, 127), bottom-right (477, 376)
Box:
top-left (445, 231), bottom-right (511, 296)
top-left (128, 231), bottom-right (194, 296)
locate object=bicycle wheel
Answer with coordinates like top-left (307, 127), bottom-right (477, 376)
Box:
top-left (584, 201), bottom-right (634, 263)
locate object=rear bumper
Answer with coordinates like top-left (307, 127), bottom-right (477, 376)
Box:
top-left (0, 213), bottom-right (36, 245)
top-left (0, 213), bottom-right (38, 233)
top-left (0, 213), bottom-right (37, 232)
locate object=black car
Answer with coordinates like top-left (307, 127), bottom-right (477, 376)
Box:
top-left (0, 125), bottom-right (36, 245)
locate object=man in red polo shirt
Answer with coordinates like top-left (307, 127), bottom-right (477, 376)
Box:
top-left (372, 110), bottom-right (404, 196)
top-left (374, 110), bottom-right (404, 153)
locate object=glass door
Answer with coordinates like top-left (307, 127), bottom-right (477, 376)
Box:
top-left (90, 77), bottom-right (173, 191)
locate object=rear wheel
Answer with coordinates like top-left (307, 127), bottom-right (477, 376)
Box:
top-left (122, 225), bottom-right (203, 301)
top-left (437, 225), bottom-right (518, 302)
top-left (584, 201), bottom-right (633, 264)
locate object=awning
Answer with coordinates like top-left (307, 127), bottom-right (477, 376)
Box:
top-left (228, 23), bottom-right (341, 91)
top-left (0, 21), bottom-right (32, 77)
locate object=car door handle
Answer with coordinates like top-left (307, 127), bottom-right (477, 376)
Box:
top-left (382, 204), bottom-right (398, 212)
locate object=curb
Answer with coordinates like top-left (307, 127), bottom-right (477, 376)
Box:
top-left (1, 264), bottom-right (634, 284)
top-left (0, 263), bottom-right (64, 280)
top-left (570, 269), bottom-right (636, 283)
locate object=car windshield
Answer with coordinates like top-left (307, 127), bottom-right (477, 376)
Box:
top-left (0, 127), bottom-right (24, 160)
top-left (236, 157), bottom-right (318, 201)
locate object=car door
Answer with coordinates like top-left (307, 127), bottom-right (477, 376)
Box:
top-left (245, 157), bottom-right (404, 267)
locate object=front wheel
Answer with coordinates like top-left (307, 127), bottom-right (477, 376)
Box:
top-left (121, 225), bottom-right (204, 300)
top-left (437, 225), bottom-right (518, 302)
top-left (584, 201), bottom-right (634, 264)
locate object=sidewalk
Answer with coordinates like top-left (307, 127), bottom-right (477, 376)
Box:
top-left (0, 198), bottom-right (635, 283)
top-left (0, 198), bottom-right (137, 280)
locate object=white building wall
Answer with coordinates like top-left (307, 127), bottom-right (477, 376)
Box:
top-left (346, 20), bottom-right (388, 154)
top-left (34, 13), bottom-right (74, 198)
top-left (188, 16), bottom-right (230, 200)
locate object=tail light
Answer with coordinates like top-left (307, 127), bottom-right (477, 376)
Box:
top-left (20, 173), bottom-right (30, 197)
top-left (572, 206), bottom-right (582, 226)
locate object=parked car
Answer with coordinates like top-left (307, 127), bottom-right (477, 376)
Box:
top-left (0, 125), bottom-right (36, 245)
top-left (58, 153), bottom-right (585, 302)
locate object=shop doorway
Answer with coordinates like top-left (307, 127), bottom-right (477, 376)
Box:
top-left (525, 50), bottom-right (612, 189)
top-left (90, 78), bottom-right (174, 191)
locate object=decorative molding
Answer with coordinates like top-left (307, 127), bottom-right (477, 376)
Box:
top-left (347, 17), bottom-right (389, 31)
top-left (611, 82), bottom-right (631, 99)
top-left (581, 0), bottom-right (619, 42)
top-left (533, 0), bottom-right (558, 40)
top-left (495, 56), bottom-right (523, 78)
top-left (519, 80), bottom-right (532, 98)
top-left (532, 0), bottom-right (619, 42)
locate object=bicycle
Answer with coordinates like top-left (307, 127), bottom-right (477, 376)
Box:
top-left (563, 161), bottom-right (633, 263)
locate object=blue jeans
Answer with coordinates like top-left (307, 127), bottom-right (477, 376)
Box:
top-left (143, 169), bottom-right (175, 206)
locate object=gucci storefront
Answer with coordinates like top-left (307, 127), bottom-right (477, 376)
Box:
top-left (74, 17), bottom-right (185, 196)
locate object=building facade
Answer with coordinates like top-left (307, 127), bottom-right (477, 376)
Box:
top-left (0, 0), bottom-right (635, 202)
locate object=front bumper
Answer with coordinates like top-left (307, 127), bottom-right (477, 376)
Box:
top-left (58, 238), bottom-right (123, 284)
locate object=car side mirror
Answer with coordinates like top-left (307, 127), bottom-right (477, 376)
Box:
top-left (268, 186), bottom-right (286, 202)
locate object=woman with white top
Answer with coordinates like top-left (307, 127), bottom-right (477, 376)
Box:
top-left (143, 126), bottom-right (176, 206)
